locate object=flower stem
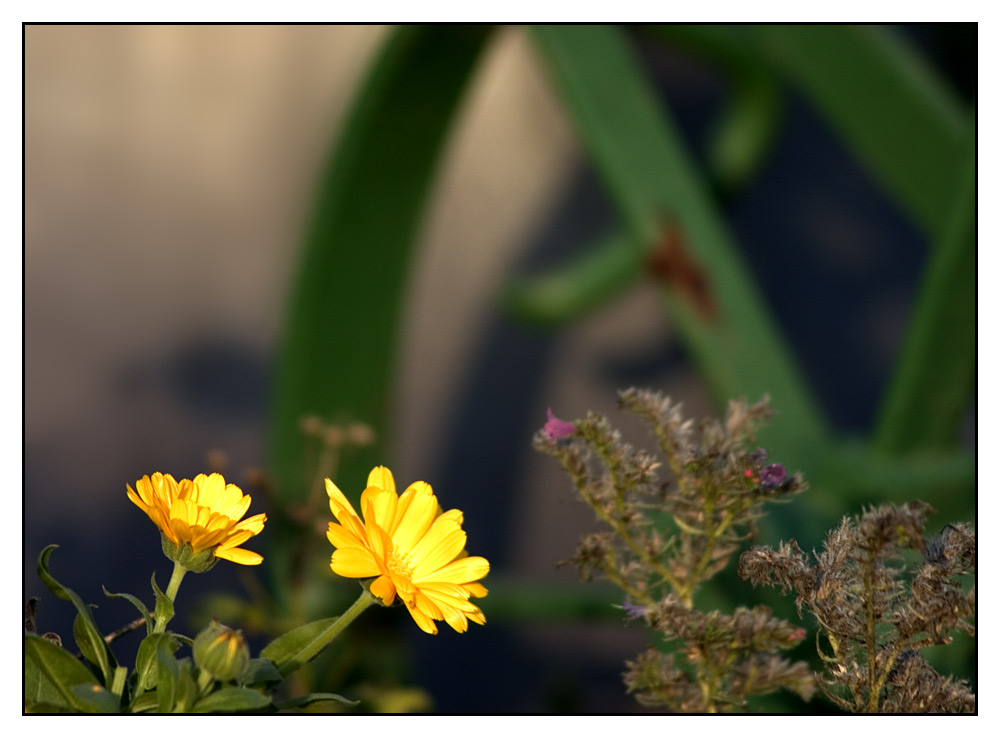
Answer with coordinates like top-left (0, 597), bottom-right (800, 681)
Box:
top-left (323, 589), bottom-right (377, 643)
top-left (166, 560), bottom-right (187, 601)
top-left (154, 560), bottom-right (188, 634)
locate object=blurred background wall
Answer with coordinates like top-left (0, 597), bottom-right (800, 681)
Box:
top-left (24, 24), bottom-right (974, 712)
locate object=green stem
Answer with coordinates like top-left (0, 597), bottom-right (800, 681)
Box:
top-left (155, 561), bottom-right (188, 634)
top-left (317, 590), bottom-right (376, 648)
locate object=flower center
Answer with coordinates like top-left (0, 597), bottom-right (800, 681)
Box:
top-left (386, 546), bottom-right (414, 581)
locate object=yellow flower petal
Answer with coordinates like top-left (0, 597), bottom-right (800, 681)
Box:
top-left (367, 465), bottom-right (396, 495)
top-left (391, 482), bottom-right (438, 550)
top-left (416, 555), bottom-right (489, 585)
top-left (327, 522), bottom-right (365, 550)
top-left (331, 547), bottom-right (381, 578)
top-left (369, 574), bottom-right (397, 606)
top-left (215, 547), bottom-right (264, 566)
top-left (361, 485), bottom-right (397, 532)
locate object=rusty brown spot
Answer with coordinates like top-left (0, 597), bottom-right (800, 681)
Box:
top-left (645, 222), bottom-right (716, 321)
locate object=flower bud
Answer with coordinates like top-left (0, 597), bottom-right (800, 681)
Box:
top-left (161, 534), bottom-right (218, 573)
top-left (193, 619), bottom-right (249, 681)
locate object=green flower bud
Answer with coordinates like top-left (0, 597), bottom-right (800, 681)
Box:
top-left (161, 534), bottom-right (218, 573)
top-left (193, 619), bottom-right (249, 681)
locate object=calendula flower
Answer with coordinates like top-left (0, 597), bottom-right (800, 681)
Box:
top-left (326, 466), bottom-right (489, 635)
top-left (127, 472), bottom-right (266, 571)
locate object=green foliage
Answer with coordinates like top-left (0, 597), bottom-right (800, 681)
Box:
top-left (35, 545), bottom-right (117, 686)
top-left (25, 546), bottom-right (370, 714)
top-left (260, 617), bottom-right (340, 677)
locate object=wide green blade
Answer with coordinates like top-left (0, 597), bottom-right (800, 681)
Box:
top-left (270, 25), bottom-right (493, 503)
top-left (874, 123), bottom-right (976, 454)
top-left (529, 25), bottom-right (830, 472)
top-left (754, 24), bottom-right (968, 241)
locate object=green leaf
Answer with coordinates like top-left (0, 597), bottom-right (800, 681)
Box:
top-left (192, 687), bottom-right (272, 714)
top-left (128, 691), bottom-right (159, 714)
top-left (70, 682), bottom-right (120, 713)
top-left (173, 659), bottom-right (199, 713)
top-left (36, 545), bottom-right (116, 685)
top-left (706, 65), bottom-right (782, 195)
top-left (103, 586), bottom-right (153, 636)
top-left (24, 632), bottom-right (104, 713)
top-left (155, 634), bottom-right (181, 713)
top-left (528, 25), bottom-right (830, 475)
top-left (274, 692), bottom-right (359, 711)
top-left (753, 24), bottom-right (968, 241)
top-left (110, 665), bottom-right (128, 698)
top-left (238, 658), bottom-right (283, 688)
top-left (134, 632), bottom-right (178, 694)
top-left (151, 571), bottom-right (174, 633)
top-left (260, 617), bottom-right (340, 677)
top-left (873, 123), bottom-right (976, 455)
top-left (269, 24), bottom-right (494, 504)
top-left (503, 230), bottom-right (642, 327)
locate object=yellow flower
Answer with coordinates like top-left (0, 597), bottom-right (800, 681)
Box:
top-left (326, 466), bottom-right (489, 635)
top-left (127, 472), bottom-right (266, 568)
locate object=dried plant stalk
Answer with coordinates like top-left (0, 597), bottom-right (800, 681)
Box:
top-left (536, 390), bottom-right (814, 712)
top-left (739, 502), bottom-right (976, 713)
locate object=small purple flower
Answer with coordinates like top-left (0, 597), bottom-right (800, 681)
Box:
top-left (621, 601), bottom-right (647, 619)
top-left (544, 407), bottom-right (575, 440)
top-left (760, 463), bottom-right (786, 486)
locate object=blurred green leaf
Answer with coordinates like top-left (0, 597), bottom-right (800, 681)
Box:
top-left (529, 24), bottom-right (830, 482)
top-left (706, 65), bottom-right (783, 195)
top-left (503, 230), bottom-right (642, 326)
top-left (274, 692), bottom-right (359, 711)
top-left (874, 123), bottom-right (975, 455)
top-left (269, 24), bottom-right (493, 503)
top-left (192, 687), bottom-right (272, 714)
top-left (753, 24), bottom-right (968, 241)
top-left (36, 545), bottom-right (116, 685)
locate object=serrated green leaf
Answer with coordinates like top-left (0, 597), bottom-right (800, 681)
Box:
top-left (274, 692), bottom-right (359, 711)
top-left (260, 617), bottom-right (339, 677)
top-left (36, 545), bottom-right (115, 685)
top-left (24, 632), bottom-right (103, 713)
top-left (192, 687), bottom-right (272, 714)
top-left (238, 658), bottom-right (283, 688)
top-left (103, 586), bottom-right (153, 636)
